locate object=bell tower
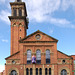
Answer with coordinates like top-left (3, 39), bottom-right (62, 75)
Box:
top-left (9, 0), bottom-right (28, 55)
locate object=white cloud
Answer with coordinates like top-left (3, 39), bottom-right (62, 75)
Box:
top-left (23, 0), bottom-right (75, 28)
top-left (49, 17), bottom-right (75, 28)
top-left (49, 30), bottom-right (54, 34)
top-left (0, 0), bottom-right (75, 28)
top-left (61, 0), bottom-right (75, 11)
top-left (0, 0), bottom-right (5, 3)
top-left (24, 0), bottom-right (61, 22)
top-left (0, 10), bottom-right (10, 24)
top-left (2, 39), bottom-right (8, 43)
top-left (0, 65), bottom-right (5, 72)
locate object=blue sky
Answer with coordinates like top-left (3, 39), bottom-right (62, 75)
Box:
top-left (0, 0), bottom-right (75, 72)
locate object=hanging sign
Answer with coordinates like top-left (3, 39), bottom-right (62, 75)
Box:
top-left (32, 55), bottom-right (36, 64)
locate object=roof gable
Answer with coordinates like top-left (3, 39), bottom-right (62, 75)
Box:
top-left (57, 50), bottom-right (72, 59)
top-left (19, 30), bottom-right (58, 43)
top-left (5, 51), bottom-right (20, 60)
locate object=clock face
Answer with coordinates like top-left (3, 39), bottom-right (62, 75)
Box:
top-left (35, 34), bottom-right (41, 40)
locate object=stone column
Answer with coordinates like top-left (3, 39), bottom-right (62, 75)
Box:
top-left (11, 8), bottom-right (13, 16)
top-left (52, 65), bottom-right (54, 75)
top-left (42, 64), bottom-right (45, 75)
top-left (24, 65), bottom-right (26, 75)
top-left (48, 68), bottom-right (49, 75)
top-left (33, 64), bottom-right (35, 75)
top-left (17, 8), bottom-right (19, 16)
top-left (22, 8), bottom-right (24, 16)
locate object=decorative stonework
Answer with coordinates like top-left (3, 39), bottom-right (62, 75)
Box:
top-left (58, 67), bottom-right (70, 75)
top-left (57, 58), bottom-right (72, 64)
top-left (8, 67), bottom-right (19, 75)
top-left (6, 59), bottom-right (20, 65)
top-left (35, 34), bottom-right (41, 40)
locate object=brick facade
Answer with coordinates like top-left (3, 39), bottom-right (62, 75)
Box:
top-left (4, 0), bottom-right (75, 75)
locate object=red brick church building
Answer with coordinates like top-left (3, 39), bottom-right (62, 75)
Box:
top-left (5, 0), bottom-right (75, 75)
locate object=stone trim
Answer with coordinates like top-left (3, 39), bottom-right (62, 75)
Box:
top-left (20, 41), bottom-right (57, 43)
top-left (8, 67), bottom-right (19, 75)
top-left (8, 16), bottom-right (26, 20)
top-left (58, 67), bottom-right (70, 75)
top-left (10, 2), bottom-right (25, 6)
top-left (19, 30), bottom-right (58, 42)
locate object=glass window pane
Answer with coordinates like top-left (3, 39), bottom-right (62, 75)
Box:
top-left (13, 9), bottom-right (17, 16)
top-left (27, 50), bottom-right (31, 64)
top-left (36, 50), bottom-right (41, 64)
top-left (61, 69), bottom-right (67, 75)
top-left (19, 9), bottom-right (22, 16)
top-left (27, 50), bottom-right (31, 60)
top-left (11, 70), bottom-right (17, 75)
top-left (46, 50), bottom-right (50, 64)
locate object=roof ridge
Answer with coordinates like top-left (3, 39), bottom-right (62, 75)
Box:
top-left (19, 30), bottom-right (58, 42)
top-left (5, 51), bottom-right (20, 60)
top-left (57, 50), bottom-right (72, 58)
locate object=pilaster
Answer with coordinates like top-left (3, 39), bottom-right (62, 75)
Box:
top-left (33, 64), bottom-right (35, 75)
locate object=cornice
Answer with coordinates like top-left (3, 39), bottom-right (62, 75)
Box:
top-left (19, 41), bottom-right (57, 43)
top-left (8, 16), bottom-right (26, 20)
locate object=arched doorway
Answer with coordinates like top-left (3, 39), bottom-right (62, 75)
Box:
top-left (61, 69), bottom-right (67, 75)
top-left (10, 70), bottom-right (17, 75)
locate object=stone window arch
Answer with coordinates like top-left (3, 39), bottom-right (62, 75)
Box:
top-left (27, 49), bottom-right (31, 64)
top-left (59, 67), bottom-right (70, 75)
top-left (19, 23), bottom-right (22, 26)
top-left (46, 49), bottom-right (50, 64)
top-left (8, 67), bottom-right (19, 75)
top-left (36, 49), bottom-right (41, 64)
top-left (61, 69), bottom-right (67, 75)
top-left (13, 23), bottom-right (16, 26)
top-left (10, 70), bottom-right (17, 75)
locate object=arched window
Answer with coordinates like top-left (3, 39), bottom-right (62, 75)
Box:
top-left (45, 68), bottom-right (47, 75)
top-left (30, 68), bottom-right (32, 75)
top-left (36, 49), bottom-right (41, 64)
top-left (39, 68), bottom-right (42, 75)
top-left (26, 68), bottom-right (29, 75)
top-left (61, 69), bottom-right (67, 75)
top-left (27, 49), bottom-right (31, 64)
top-left (49, 68), bottom-right (51, 75)
top-left (36, 68), bottom-right (38, 75)
top-left (13, 9), bottom-right (17, 16)
top-left (11, 70), bottom-right (17, 75)
top-left (19, 9), bottom-right (22, 16)
top-left (46, 49), bottom-right (50, 64)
